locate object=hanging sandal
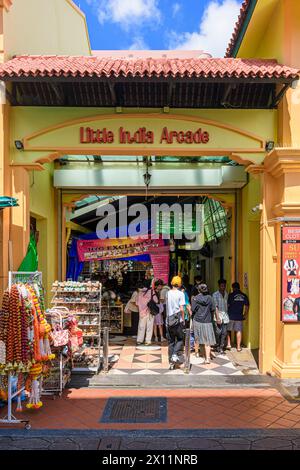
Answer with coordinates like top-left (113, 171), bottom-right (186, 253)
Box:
top-left (205, 359), bottom-right (210, 365)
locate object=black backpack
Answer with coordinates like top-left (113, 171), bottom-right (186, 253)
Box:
top-left (145, 289), bottom-right (160, 316)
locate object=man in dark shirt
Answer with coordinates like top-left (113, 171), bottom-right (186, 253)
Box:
top-left (227, 282), bottom-right (249, 352)
top-left (293, 297), bottom-right (300, 321)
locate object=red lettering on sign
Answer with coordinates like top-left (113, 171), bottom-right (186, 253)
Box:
top-left (160, 127), bottom-right (210, 144)
top-left (81, 126), bottom-right (209, 145)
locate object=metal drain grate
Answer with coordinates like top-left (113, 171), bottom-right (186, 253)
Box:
top-left (100, 398), bottom-right (167, 423)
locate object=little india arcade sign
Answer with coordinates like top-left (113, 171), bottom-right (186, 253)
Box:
top-left (80, 126), bottom-right (210, 145)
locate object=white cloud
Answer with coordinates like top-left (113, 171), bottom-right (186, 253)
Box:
top-left (168, 0), bottom-right (241, 57)
top-left (128, 36), bottom-right (149, 50)
top-left (87, 0), bottom-right (161, 30)
top-left (172, 2), bottom-right (181, 17)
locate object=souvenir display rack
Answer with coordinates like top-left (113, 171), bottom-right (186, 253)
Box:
top-left (0, 271), bottom-right (52, 429)
top-left (42, 307), bottom-right (72, 396)
top-left (51, 281), bottom-right (102, 373)
top-left (101, 304), bottom-right (124, 333)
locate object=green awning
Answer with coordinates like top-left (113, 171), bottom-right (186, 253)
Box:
top-left (0, 197), bottom-right (19, 209)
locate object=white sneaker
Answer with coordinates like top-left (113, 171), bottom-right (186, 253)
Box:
top-left (171, 354), bottom-right (180, 363)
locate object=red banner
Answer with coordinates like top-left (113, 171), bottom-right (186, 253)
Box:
top-left (281, 226), bottom-right (300, 322)
top-left (149, 246), bottom-right (170, 284)
top-left (77, 237), bottom-right (165, 262)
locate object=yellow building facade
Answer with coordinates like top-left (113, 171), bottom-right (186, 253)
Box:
top-left (0, 0), bottom-right (300, 378)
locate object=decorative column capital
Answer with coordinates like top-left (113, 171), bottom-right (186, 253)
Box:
top-left (264, 148), bottom-right (300, 178)
top-left (0, 1), bottom-right (13, 11)
top-left (246, 164), bottom-right (265, 175)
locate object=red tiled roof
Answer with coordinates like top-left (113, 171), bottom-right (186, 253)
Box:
top-left (225, 0), bottom-right (252, 58)
top-left (0, 55), bottom-right (298, 80)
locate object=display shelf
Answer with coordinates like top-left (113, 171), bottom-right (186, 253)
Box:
top-left (73, 312), bottom-right (101, 315)
top-left (51, 281), bottom-right (102, 374)
top-left (51, 301), bottom-right (100, 305)
top-left (100, 304), bottom-right (124, 334)
top-left (51, 289), bottom-right (102, 292)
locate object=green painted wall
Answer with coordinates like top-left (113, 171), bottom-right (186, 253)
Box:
top-left (29, 163), bottom-right (57, 302)
top-left (240, 176), bottom-right (261, 349)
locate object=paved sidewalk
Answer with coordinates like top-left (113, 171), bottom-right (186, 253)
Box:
top-left (1, 429), bottom-right (300, 450)
top-left (1, 387), bottom-right (300, 430)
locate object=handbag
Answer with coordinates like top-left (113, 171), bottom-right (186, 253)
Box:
top-left (167, 311), bottom-right (180, 328)
top-left (52, 325), bottom-right (69, 347)
top-left (147, 290), bottom-right (160, 316)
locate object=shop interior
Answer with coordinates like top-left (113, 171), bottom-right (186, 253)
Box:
top-left (26, 153), bottom-right (243, 380)
top-left (63, 192), bottom-right (232, 340)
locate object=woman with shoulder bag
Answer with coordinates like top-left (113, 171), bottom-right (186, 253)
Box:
top-left (191, 284), bottom-right (216, 364)
top-left (136, 279), bottom-right (159, 346)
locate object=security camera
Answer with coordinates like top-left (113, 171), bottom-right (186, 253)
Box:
top-left (251, 204), bottom-right (263, 213)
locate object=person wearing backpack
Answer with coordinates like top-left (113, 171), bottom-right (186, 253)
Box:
top-left (165, 276), bottom-right (186, 367)
top-left (136, 279), bottom-right (160, 346)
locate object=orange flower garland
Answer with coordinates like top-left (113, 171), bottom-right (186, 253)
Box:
top-left (0, 281), bottom-right (55, 412)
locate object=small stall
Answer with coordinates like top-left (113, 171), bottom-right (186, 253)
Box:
top-left (67, 233), bottom-right (170, 336)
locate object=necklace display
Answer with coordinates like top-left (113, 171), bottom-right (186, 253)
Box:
top-left (0, 282), bottom-right (54, 411)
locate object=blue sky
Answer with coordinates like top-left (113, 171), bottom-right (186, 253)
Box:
top-left (72, 0), bottom-right (243, 57)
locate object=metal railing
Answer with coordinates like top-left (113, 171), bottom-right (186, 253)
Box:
top-left (184, 328), bottom-right (191, 374)
top-left (102, 327), bottom-right (109, 374)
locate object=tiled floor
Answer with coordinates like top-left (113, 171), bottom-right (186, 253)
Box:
top-left (1, 387), bottom-right (300, 430)
top-left (107, 337), bottom-right (245, 375)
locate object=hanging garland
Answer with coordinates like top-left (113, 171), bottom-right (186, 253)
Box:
top-left (27, 285), bottom-right (54, 362)
top-left (0, 281), bottom-right (55, 412)
top-left (0, 291), bottom-right (9, 371)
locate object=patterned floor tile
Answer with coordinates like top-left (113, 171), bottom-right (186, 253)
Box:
top-left (212, 366), bottom-right (242, 375)
top-left (196, 369), bottom-right (223, 375)
top-left (106, 338), bottom-right (247, 376)
top-left (132, 369), bottom-right (161, 375)
top-left (108, 369), bottom-right (129, 375)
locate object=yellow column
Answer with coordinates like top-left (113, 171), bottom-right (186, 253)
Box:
top-left (261, 149), bottom-right (300, 378)
top-left (10, 166), bottom-right (30, 270)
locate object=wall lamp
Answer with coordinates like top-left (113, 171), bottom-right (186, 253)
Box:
top-left (143, 170), bottom-right (152, 187)
top-left (265, 141), bottom-right (275, 152)
top-left (251, 204), bottom-right (263, 214)
top-left (15, 140), bottom-right (24, 150)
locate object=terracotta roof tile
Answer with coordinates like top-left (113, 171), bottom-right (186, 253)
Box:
top-left (225, 0), bottom-right (252, 58)
top-left (0, 55), bottom-right (298, 80)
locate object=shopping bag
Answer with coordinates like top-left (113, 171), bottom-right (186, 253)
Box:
top-left (52, 325), bottom-right (69, 347)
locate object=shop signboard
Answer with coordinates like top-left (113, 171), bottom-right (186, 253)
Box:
top-left (24, 114), bottom-right (265, 159)
top-left (281, 226), bottom-right (300, 322)
top-left (77, 237), bottom-right (165, 262)
top-left (149, 246), bottom-right (170, 284)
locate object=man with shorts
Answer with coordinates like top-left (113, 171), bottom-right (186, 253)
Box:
top-left (227, 282), bottom-right (249, 352)
top-left (166, 276), bottom-right (185, 367)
